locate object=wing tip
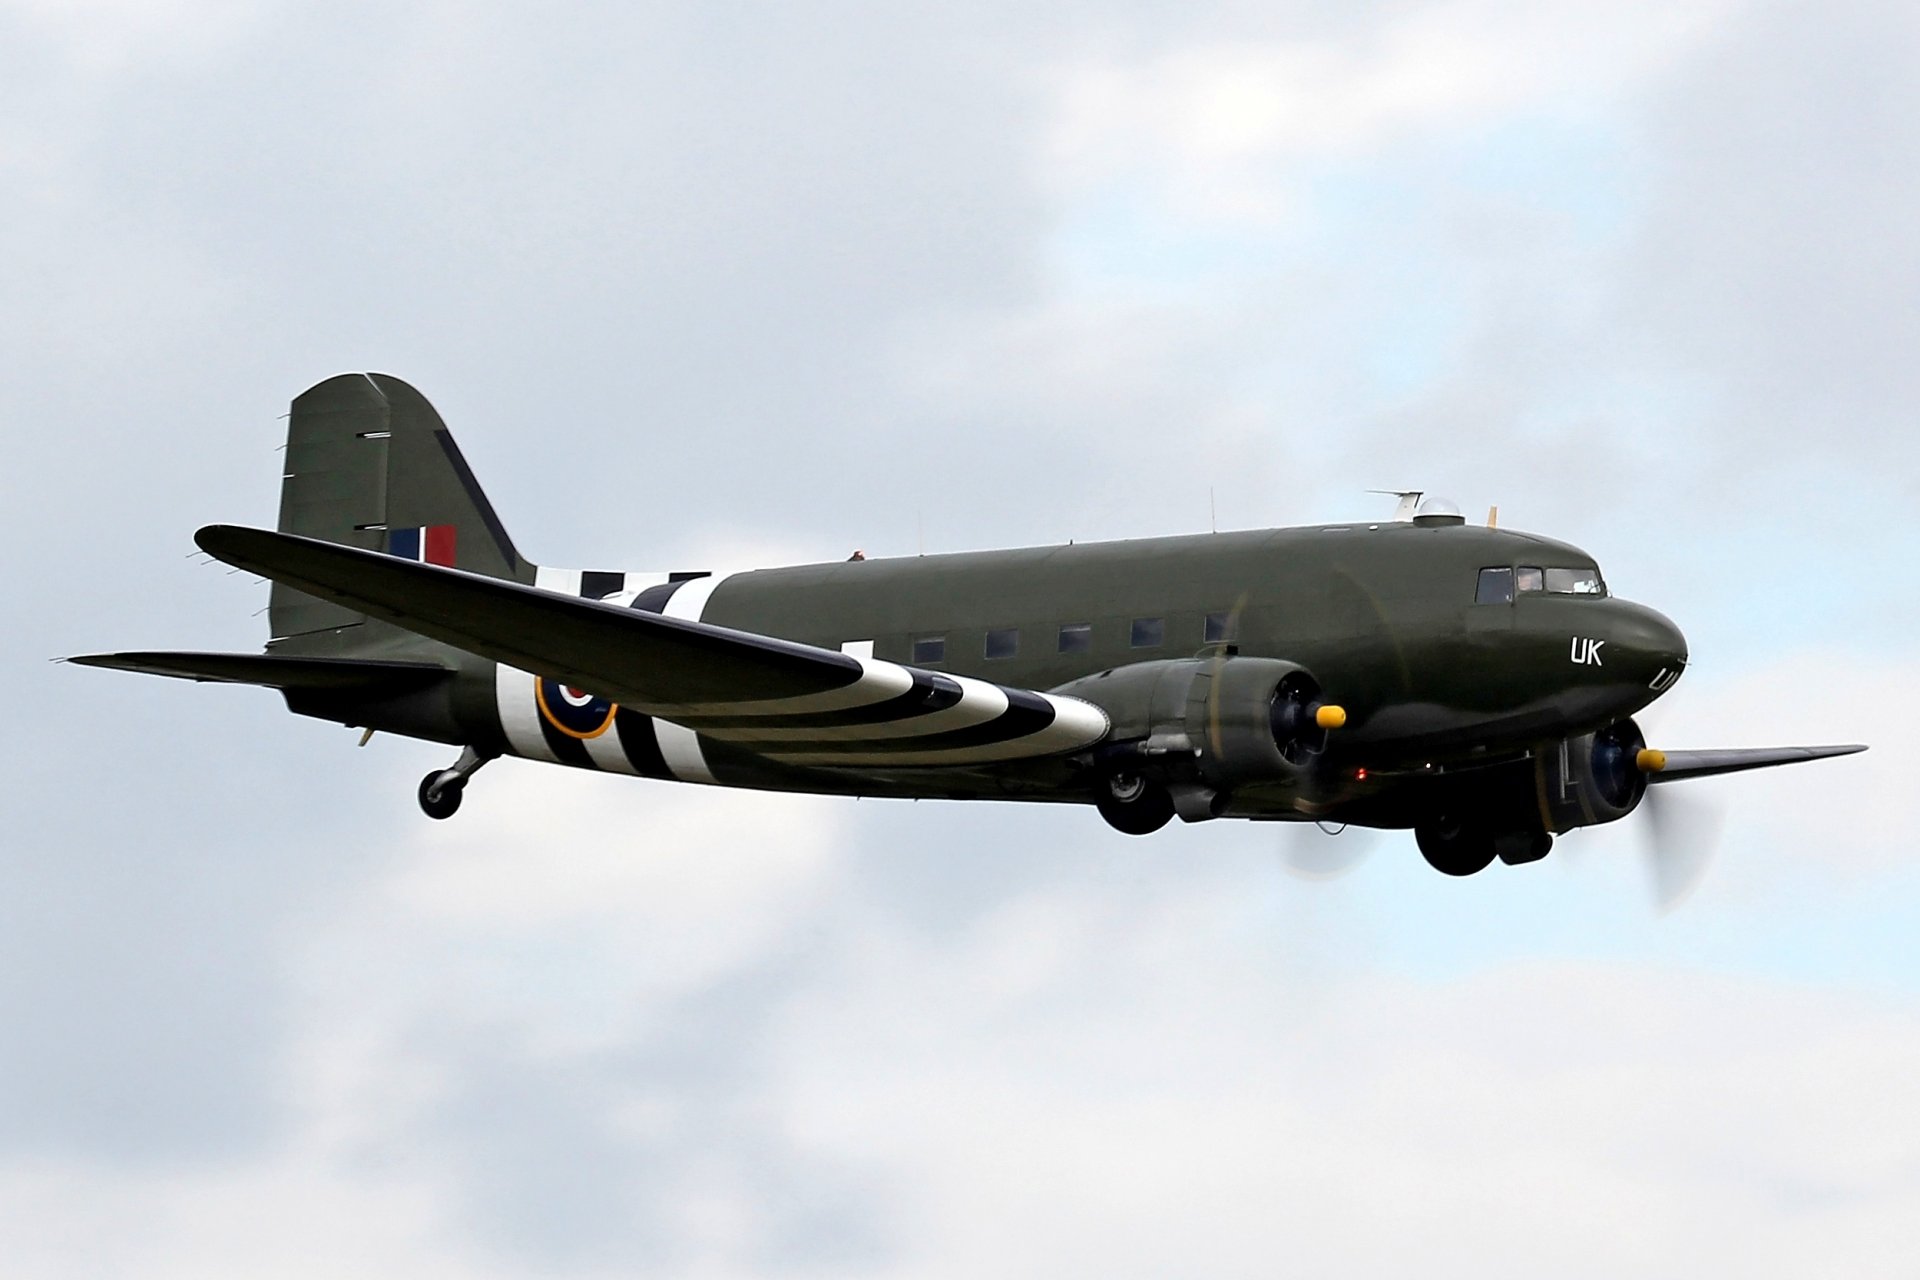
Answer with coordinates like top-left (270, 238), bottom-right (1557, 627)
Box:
top-left (194, 523), bottom-right (252, 559)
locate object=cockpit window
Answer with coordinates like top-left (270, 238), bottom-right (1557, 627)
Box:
top-left (1483, 564), bottom-right (1607, 603)
top-left (1545, 567), bottom-right (1606, 596)
top-left (1475, 567), bottom-right (1514, 604)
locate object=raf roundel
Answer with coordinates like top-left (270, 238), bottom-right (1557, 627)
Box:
top-left (536, 679), bottom-right (618, 739)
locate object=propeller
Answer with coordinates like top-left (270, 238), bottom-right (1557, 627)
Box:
top-left (1639, 784), bottom-right (1724, 912)
top-left (1632, 747), bottom-right (1726, 913)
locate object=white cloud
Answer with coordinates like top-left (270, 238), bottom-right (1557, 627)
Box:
top-left (0, 0), bottom-right (274, 79)
top-left (778, 905), bottom-right (1920, 1278)
top-left (298, 762), bottom-right (855, 1080)
top-left (385, 763), bottom-right (846, 950)
top-left (0, 1157), bottom-right (478, 1280)
top-left (8, 847), bottom-right (1916, 1279)
top-left (1044, 0), bottom-right (1737, 220)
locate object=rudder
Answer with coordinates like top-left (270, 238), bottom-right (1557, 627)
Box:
top-left (271, 373), bottom-right (530, 643)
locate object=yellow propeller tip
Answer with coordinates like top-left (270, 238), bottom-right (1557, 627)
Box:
top-left (1315, 704), bottom-right (1348, 730)
top-left (1636, 748), bottom-right (1667, 773)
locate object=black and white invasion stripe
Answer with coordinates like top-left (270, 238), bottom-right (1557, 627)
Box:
top-left (492, 563), bottom-right (1109, 783)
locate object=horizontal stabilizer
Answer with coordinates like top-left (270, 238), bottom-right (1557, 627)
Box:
top-left (66, 651), bottom-right (449, 694)
top-left (1647, 743), bottom-right (1867, 783)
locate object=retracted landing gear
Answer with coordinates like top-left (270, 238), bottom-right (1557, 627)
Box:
top-left (418, 745), bottom-right (494, 820)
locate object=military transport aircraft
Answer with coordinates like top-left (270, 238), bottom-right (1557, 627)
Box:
top-left (72, 373), bottom-right (1864, 881)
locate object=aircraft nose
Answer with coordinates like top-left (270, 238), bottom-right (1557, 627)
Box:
top-left (1617, 601), bottom-right (1688, 691)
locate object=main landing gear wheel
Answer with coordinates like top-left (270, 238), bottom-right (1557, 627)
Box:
top-left (418, 771), bottom-right (464, 820)
top-left (1415, 818), bottom-right (1498, 877)
top-left (1415, 819), bottom-right (1555, 874)
top-left (416, 745), bottom-right (494, 820)
top-left (1097, 773), bottom-right (1176, 835)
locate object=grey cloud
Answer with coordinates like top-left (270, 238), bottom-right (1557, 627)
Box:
top-left (0, 691), bottom-right (412, 1161)
top-left (1623, 0), bottom-right (1920, 462)
top-left (25, 3), bottom-right (1059, 558)
top-left (398, 958), bottom-right (897, 1273)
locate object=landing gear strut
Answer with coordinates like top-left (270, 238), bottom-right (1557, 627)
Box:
top-left (418, 745), bottom-right (494, 820)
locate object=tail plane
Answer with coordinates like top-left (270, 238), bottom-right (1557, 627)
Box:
top-left (68, 373), bottom-right (532, 739)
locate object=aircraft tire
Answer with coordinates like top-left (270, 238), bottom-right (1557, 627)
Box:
top-left (418, 771), bottom-right (464, 820)
top-left (1098, 777), bottom-right (1175, 835)
top-left (1415, 818), bottom-right (1497, 876)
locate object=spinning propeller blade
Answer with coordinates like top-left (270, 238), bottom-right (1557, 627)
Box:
top-left (1639, 784), bottom-right (1725, 913)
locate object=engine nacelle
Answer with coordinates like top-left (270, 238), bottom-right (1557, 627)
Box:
top-left (1056, 656), bottom-right (1332, 795)
top-left (1534, 717), bottom-right (1650, 834)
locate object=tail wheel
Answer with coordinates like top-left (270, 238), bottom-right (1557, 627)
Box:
top-left (1097, 773), bottom-right (1175, 835)
top-left (418, 771), bottom-right (464, 820)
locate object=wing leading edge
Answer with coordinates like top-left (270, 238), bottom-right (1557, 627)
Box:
top-left (193, 525), bottom-right (1109, 768)
top-left (1645, 743), bottom-right (1867, 783)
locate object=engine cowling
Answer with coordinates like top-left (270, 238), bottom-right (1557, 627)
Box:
top-left (1055, 656), bottom-right (1333, 795)
top-left (1534, 717), bottom-right (1650, 833)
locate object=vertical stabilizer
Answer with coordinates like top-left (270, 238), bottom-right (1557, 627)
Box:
top-left (271, 373), bottom-right (529, 644)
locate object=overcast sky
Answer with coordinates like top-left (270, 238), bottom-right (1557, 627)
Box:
top-left (5, 1), bottom-right (1917, 1276)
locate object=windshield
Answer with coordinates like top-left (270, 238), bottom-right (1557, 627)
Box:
top-left (1515, 565), bottom-right (1606, 597)
top-left (1545, 566), bottom-right (1605, 596)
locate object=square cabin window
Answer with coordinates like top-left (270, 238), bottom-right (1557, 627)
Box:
top-left (1057, 622), bottom-right (1092, 654)
top-left (1475, 567), bottom-right (1515, 605)
top-left (1204, 611), bottom-right (1234, 645)
top-left (984, 627), bottom-right (1019, 660)
top-left (912, 635), bottom-right (946, 664)
top-left (1130, 617), bottom-right (1165, 648)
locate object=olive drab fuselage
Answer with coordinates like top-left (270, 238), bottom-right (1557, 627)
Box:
top-left (356, 515), bottom-right (1688, 829)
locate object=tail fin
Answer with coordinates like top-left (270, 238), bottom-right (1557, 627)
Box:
top-left (271, 373), bottom-right (530, 643)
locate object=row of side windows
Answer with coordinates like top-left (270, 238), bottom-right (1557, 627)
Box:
top-left (911, 612), bottom-right (1236, 664)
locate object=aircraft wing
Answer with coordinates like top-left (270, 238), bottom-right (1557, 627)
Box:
top-left (193, 525), bottom-right (1109, 767)
top-left (1645, 743), bottom-right (1867, 783)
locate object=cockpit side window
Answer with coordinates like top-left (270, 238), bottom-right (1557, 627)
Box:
top-left (1475, 567), bottom-right (1515, 604)
top-left (1516, 565), bottom-right (1544, 594)
top-left (1545, 567), bottom-right (1606, 596)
